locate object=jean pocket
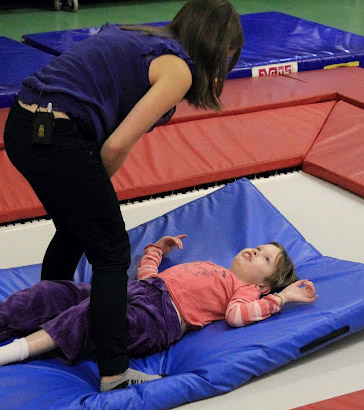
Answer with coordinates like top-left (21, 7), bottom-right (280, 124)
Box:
top-left (53, 119), bottom-right (97, 152)
top-left (54, 129), bottom-right (98, 151)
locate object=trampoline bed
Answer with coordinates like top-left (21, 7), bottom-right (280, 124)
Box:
top-left (1, 178), bottom-right (364, 410)
top-left (21, 12), bottom-right (364, 79)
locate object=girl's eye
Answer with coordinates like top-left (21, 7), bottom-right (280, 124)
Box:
top-left (266, 257), bottom-right (269, 262)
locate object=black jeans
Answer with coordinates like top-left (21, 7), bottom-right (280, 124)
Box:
top-left (4, 100), bottom-right (130, 376)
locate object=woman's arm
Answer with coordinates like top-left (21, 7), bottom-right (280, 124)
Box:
top-left (101, 54), bottom-right (192, 177)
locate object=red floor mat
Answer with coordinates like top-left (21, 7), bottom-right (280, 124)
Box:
top-left (291, 389), bottom-right (364, 410)
top-left (304, 100), bottom-right (364, 198)
top-left (0, 101), bottom-right (335, 223)
top-left (171, 75), bottom-right (336, 124)
top-left (112, 101), bottom-right (335, 201)
top-left (0, 107), bottom-right (10, 150)
top-left (288, 67), bottom-right (364, 109)
top-left (0, 150), bottom-right (42, 223)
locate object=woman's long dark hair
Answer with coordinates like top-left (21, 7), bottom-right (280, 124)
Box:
top-left (121, 0), bottom-right (244, 111)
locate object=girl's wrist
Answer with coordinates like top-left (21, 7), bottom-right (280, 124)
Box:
top-left (274, 292), bottom-right (286, 307)
top-left (145, 243), bottom-right (164, 255)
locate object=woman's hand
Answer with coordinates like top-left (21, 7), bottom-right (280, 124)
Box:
top-left (100, 137), bottom-right (131, 178)
top-left (154, 235), bottom-right (187, 256)
top-left (278, 279), bottom-right (318, 305)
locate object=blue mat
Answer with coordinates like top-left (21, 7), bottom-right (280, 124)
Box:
top-left (22, 12), bottom-right (364, 79)
top-left (1, 178), bottom-right (364, 410)
top-left (0, 37), bottom-right (55, 108)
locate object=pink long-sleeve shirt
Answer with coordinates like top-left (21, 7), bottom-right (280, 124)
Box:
top-left (137, 244), bottom-right (282, 328)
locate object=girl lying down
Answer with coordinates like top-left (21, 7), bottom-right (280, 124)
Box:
top-left (0, 235), bottom-right (317, 390)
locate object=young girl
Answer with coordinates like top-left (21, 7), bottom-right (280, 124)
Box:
top-left (3, 0), bottom-right (244, 391)
top-left (0, 235), bottom-right (317, 391)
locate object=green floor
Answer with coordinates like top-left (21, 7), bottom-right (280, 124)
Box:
top-left (1, 0), bottom-right (364, 41)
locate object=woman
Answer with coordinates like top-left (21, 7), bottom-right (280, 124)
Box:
top-left (4, 0), bottom-right (244, 391)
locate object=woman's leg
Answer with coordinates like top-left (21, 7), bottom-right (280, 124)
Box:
top-left (4, 103), bottom-right (127, 375)
top-left (4, 103), bottom-right (84, 282)
top-left (41, 230), bottom-right (84, 281)
top-left (4, 102), bottom-right (160, 388)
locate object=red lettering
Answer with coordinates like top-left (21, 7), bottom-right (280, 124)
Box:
top-left (268, 67), bottom-right (278, 75)
top-left (258, 68), bottom-right (268, 76)
top-left (257, 64), bottom-right (295, 77)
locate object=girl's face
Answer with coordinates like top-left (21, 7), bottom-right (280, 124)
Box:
top-left (230, 244), bottom-right (281, 293)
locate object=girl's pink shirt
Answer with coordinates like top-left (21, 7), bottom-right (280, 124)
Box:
top-left (137, 244), bottom-right (281, 328)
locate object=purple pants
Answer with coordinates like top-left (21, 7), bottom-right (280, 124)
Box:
top-left (0, 278), bottom-right (181, 363)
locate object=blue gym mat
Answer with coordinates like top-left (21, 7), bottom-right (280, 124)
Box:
top-left (1, 178), bottom-right (364, 409)
top-left (22, 12), bottom-right (364, 79)
top-left (0, 37), bottom-right (55, 108)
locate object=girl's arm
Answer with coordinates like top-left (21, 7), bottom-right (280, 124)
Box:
top-left (225, 279), bottom-right (317, 327)
top-left (137, 244), bottom-right (164, 280)
top-left (225, 295), bottom-right (282, 327)
top-left (101, 54), bottom-right (192, 177)
top-left (137, 235), bottom-right (186, 280)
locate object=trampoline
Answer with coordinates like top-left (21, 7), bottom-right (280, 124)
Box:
top-left (1, 8), bottom-right (364, 410)
top-left (1, 178), bottom-right (364, 410)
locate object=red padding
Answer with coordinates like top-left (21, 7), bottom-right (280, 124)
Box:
top-left (171, 75), bottom-right (337, 124)
top-left (304, 100), bottom-right (364, 198)
top-left (112, 101), bottom-right (335, 201)
top-left (0, 101), bottom-right (335, 223)
top-left (0, 74), bottom-right (338, 223)
top-left (0, 107), bottom-right (10, 150)
top-left (287, 67), bottom-right (364, 109)
top-left (291, 389), bottom-right (364, 410)
top-left (0, 150), bottom-right (43, 223)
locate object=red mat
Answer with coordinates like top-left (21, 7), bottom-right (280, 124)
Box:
top-left (304, 100), bottom-right (364, 198)
top-left (288, 67), bottom-right (364, 109)
top-left (291, 389), bottom-right (364, 410)
top-left (0, 77), bottom-right (335, 152)
top-left (171, 75), bottom-right (336, 124)
top-left (112, 101), bottom-right (335, 200)
top-left (0, 101), bottom-right (334, 223)
top-left (0, 150), bottom-right (43, 222)
top-left (0, 107), bottom-right (9, 150)
top-left (2, 67), bottom-right (364, 224)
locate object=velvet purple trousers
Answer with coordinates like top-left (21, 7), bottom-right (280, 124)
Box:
top-left (0, 278), bottom-right (181, 363)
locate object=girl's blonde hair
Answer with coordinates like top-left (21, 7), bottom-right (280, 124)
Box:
top-left (266, 242), bottom-right (298, 292)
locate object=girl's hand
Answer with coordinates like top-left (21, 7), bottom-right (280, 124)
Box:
top-left (154, 235), bottom-right (187, 256)
top-left (278, 279), bottom-right (318, 305)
